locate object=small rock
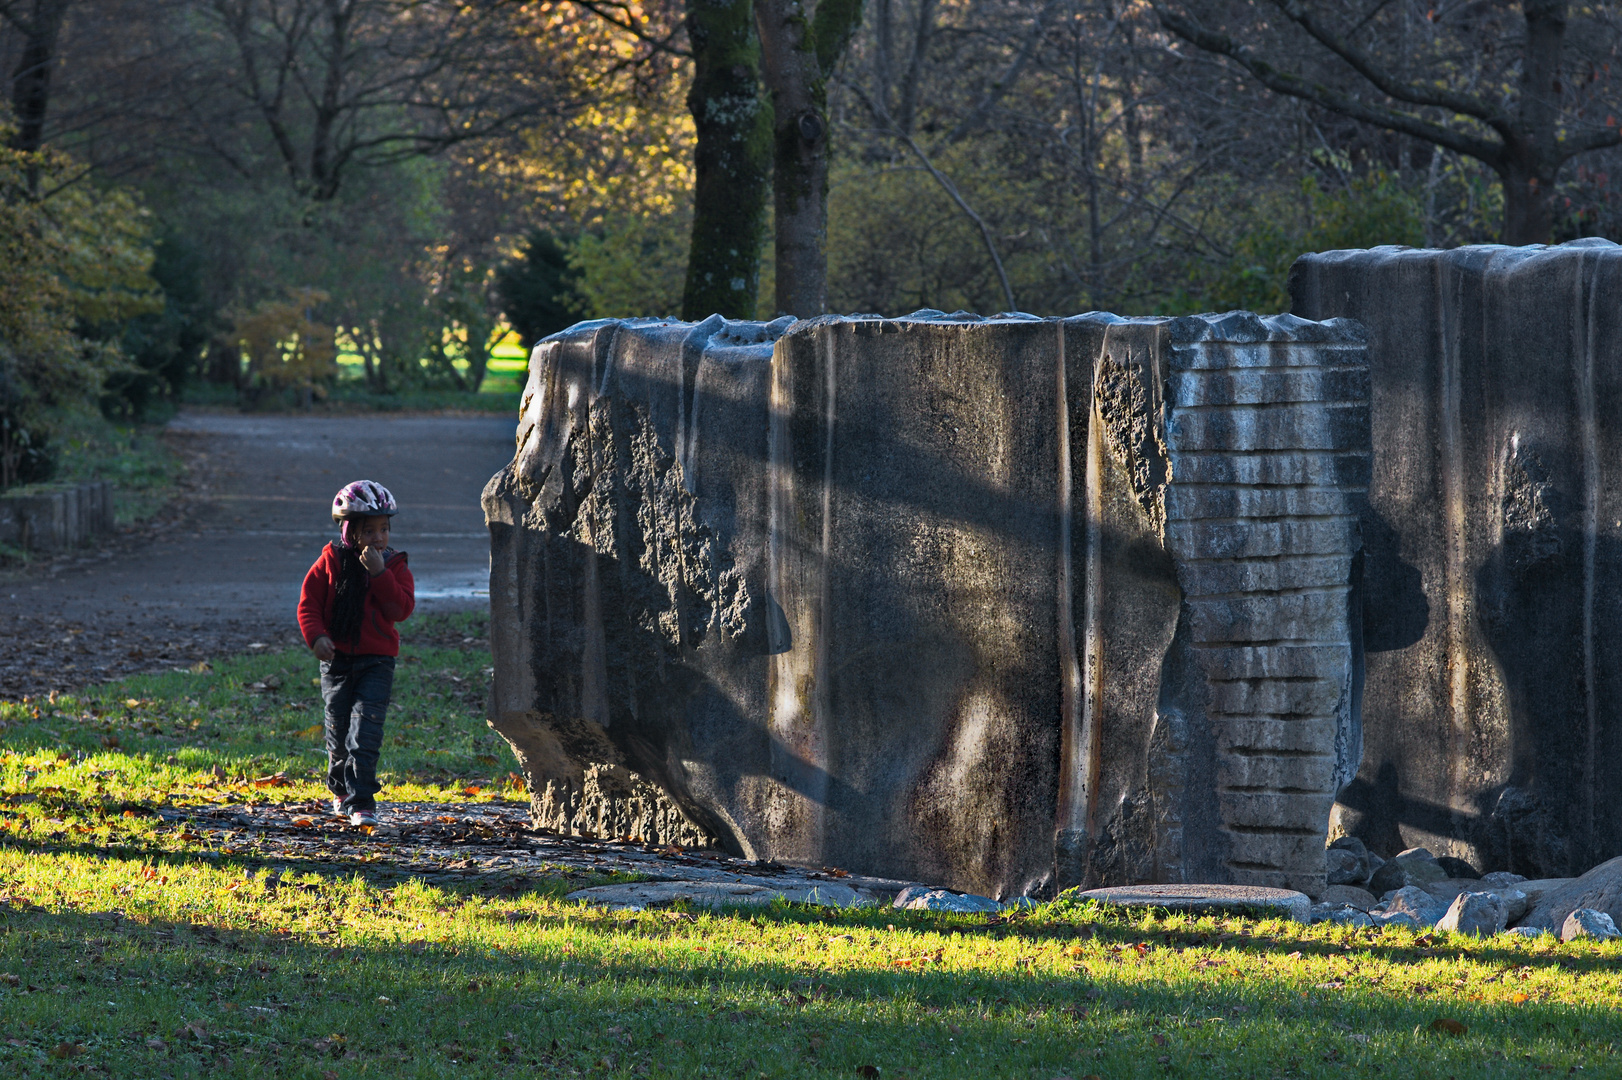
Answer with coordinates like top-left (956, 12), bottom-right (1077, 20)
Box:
top-left (1435, 856), bottom-right (1481, 880)
top-left (1503, 925), bottom-right (1551, 939)
top-left (1319, 884), bottom-right (1378, 910)
top-left (1373, 911), bottom-right (1422, 931)
top-left (1560, 908), bottom-right (1620, 943)
top-left (1310, 904), bottom-right (1374, 928)
top-left (1368, 847), bottom-right (1448, 895)
top-left (1435, 891), bottom-right (1506, 937)
top-left (1383, 885), bottom-right (1446, 925)
top-left (1326, 837), bottom-right (1373, 885)
top-left (1518, 856), bottom-right (1622, 932)
top-left (1069, 884), bottom-right (1311, 923)
top-left (1329, 835), bottom-right (1370, 857)
top-left (1480, 871), bottom-right (1527, 889)
top-left (1326, 847), bottom-right (1365, 886)
top-left (896, 889), bottom-right (1001, 913)
top-left (1496, 888), bottom-right (1531, 925)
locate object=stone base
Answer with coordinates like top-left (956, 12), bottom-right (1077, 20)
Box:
top-left (1070, 883), bottom-right (1311, 923)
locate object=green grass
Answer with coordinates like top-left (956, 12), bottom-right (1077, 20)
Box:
top-left (0, 611), bottom-right (517, 806)
top-left (2, 615), bottom-right (1621, 1077)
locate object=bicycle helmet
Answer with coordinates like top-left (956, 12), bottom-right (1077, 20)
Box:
top-left (331, 480), bottom-right (398, 522)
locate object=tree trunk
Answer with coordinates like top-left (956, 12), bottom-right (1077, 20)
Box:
top-left (6, 0), bottom-right (70, 159)
top-left (681, 0), bottom-right (774, 321)
top-left (1502, 0), bottom-right (1568, 245)
top-left (756, 0), bottom-right (865, 318)
top-left (756, 0), bottom-right (827, 318)
top-left (1500, 158), bottom-right (1559, 246)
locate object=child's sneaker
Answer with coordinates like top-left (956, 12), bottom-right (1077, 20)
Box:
top-left (350, 809), bottom-right (377, 827)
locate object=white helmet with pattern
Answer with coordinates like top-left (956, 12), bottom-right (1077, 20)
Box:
top-left (331, 480), bottom-right (397, 522)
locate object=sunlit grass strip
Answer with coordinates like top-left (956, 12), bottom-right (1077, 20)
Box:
top-left (1, 845), bottom-right (1620, 1078)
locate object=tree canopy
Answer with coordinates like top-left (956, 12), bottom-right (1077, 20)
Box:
top-left (0, 0), bottom-right (1618, 476)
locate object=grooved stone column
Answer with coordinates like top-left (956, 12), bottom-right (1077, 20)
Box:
top-left (486, 309), bottom-right (1370, 898)
top-left (1291, 239), bottom-right (1622, 877)
top-left (1059, 313), bottom-right (1369, 897)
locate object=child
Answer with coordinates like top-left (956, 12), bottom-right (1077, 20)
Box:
top-left (297, 480), bottom-right (415, 827)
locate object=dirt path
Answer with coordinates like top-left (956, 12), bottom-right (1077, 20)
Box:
top-left (0, 410), bottom-right (515, 699)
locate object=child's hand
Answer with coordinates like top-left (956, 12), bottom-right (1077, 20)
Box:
top-left (361, 546), bottom-right (385, 575)
top-left (313, 636), bottom-right (336, 662)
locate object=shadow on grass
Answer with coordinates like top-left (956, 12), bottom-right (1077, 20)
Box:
top-left (0, 893), bottom-right (1614, 1080)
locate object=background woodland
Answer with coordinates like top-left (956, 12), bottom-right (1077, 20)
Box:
top-left (1, 0), bottom-right (1619, 478)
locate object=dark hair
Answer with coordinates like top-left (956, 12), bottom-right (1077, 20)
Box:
top-left (329, 542), bottom-right (370, 644)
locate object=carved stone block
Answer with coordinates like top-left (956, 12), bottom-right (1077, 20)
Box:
top-left (485, 309), bottom-right (1369, 898)
top-left (1291, 239), bottom-right (1622, 878)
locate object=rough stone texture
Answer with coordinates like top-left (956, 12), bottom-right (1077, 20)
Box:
top-left (1326, 847), bottom-right (1364, 886)
top-left (1368, 847), bottom-right (1448, 895)
top-left (1480, 871), bottom-right (1528, 889)
top-left (1292, 240), bottom-right (1622, 877)
top-left (894, 888), bottom-right (1002, 913)
top-left (1420, 879), bottom-right (1530, 925)
top-left (485, 310), bottom-right (1369, 899)
top-left (1326, 836), bottom-right (1375, 886)
top-left (1313, 905), bottom-right (1374, 927)
top-left (1518, 856), bottom-right (1622, 931)
top-left (1436, 891), bottom-right (1507, 936)
top-left (1320, 884), bottom-right (1378, 910)
top-left (1504, 925), bottom-right (1551, 938)
top-left (1373, 912), bottom-right (1422, 931)
top-left (565, 880), bottom-right (877, 910)
top-left (1561, 907), bottom-right (1620, 942)
top-left (1377, 885), bottom-right (1446, 925)
top-left (1071, 883), bottom-right (1312, 923)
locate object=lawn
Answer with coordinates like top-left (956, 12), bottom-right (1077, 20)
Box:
top-left (1, 615), bottom-right (1619, 1078)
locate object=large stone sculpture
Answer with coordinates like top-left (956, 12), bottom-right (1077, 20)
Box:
top-left (1291, 239), bottom-right (1622, 878)
top-left (484, 310), bottom-right (1370, 899)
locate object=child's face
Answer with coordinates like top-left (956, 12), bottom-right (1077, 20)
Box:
top-left (354, 515), bottom-right (391, 549)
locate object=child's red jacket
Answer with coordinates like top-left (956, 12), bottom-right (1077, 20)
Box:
top-left (297, 544), bottom-right (415, 657)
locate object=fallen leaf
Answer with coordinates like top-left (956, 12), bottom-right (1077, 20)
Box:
top-left (1511, 992), bottom-right (1531, 1004)
top-left (145, 1036), bottom-right (167, 1050)
top-left (463, 785), bottom-right (483, 796)
top-left (296, 724), bottom-right (324, 738)
top-left (0, 973), bottom-right (17, 986)
top-left (291, 817), bottom-right (316, 829)
top-left (311, 1034), bottom-right (346, 1057)
top-left (1429, 1018), bottom-right (1467, 1037)
top-left (50, 1042), bottom-right (83, 1059)
top-left (1286, 951), bottom-right (1303, 960)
